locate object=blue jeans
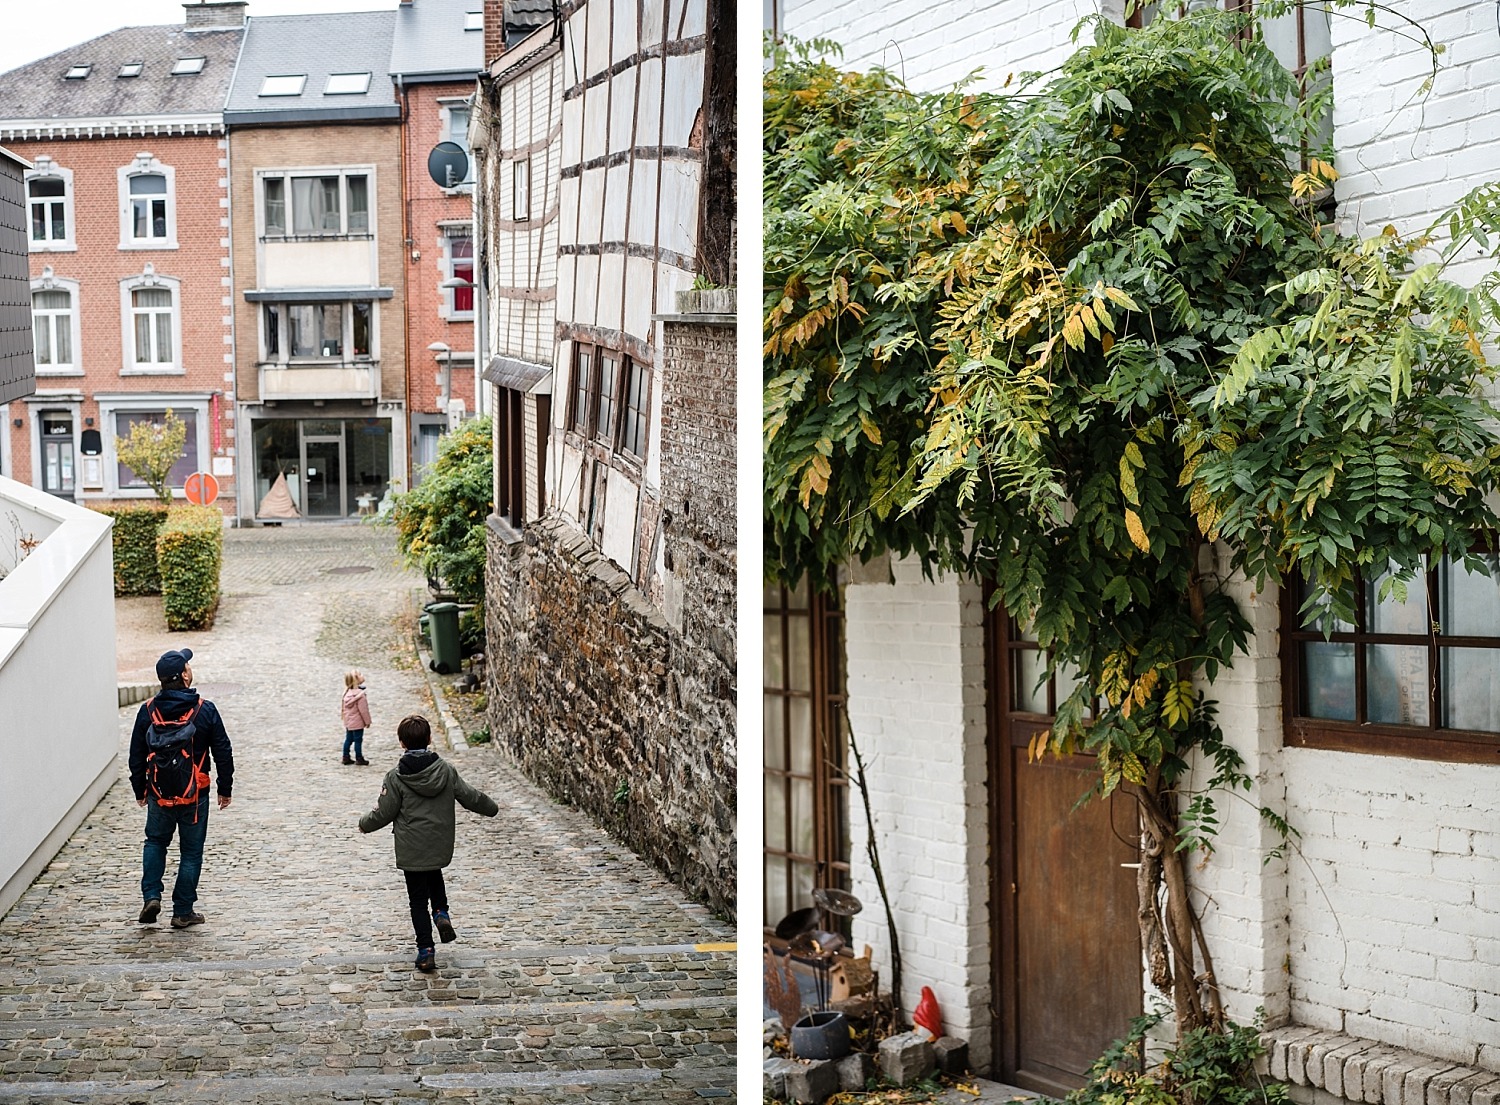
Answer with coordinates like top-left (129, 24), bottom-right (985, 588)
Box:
top-left (343, 729), bottom-right (364, 759)
top-left (142, 794), bottom-right (211, 917)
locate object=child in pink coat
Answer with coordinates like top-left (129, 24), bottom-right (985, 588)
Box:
top-left (341, 670), bottom-right (372, 765)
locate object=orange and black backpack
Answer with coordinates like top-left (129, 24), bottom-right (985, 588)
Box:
top-left (144, 699), bottom-right (208, 813)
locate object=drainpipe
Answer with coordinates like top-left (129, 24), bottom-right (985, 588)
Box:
top-left (472, 83), bottom-right (488, 420)
top-left (397, 72), bottom-right (413, 491)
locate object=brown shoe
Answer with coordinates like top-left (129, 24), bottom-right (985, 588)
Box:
top-left (170, 912), bottom-right (206, 929)
top-left (138, 899), bottom-right (161, 924)
top-left (342, 756), bottom-right (354, 765)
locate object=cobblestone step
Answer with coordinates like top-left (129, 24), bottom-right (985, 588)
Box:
top-left (2, 526), bottom-right (736, 1104)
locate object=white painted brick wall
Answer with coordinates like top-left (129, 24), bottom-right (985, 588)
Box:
top-left (783, 0), bottom-right (1122, 93)
top-left (843, 557), bottom-right (993, 1072)
top-left (1331, 1), bottom-right (1500, 289)
top-left (1283, 750), bottom-right (1500, 1069)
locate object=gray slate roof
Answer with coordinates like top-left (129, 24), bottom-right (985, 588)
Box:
top-left (225, 11), bottom-right (398, 120)
top-left (390, 0), bottom-right (484, 80)
top-left (0, 25), bottom-right (244, 122)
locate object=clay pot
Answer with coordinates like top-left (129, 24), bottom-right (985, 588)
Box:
top-left (790, 1010), bottom-right (851, 1060)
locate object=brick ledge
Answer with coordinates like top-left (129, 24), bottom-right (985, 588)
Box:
top-left (1262, 1026), bottom-right (1500, 1105)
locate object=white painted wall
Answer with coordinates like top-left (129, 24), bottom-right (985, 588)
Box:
top-left (0, 476), bottom-right (117, 919)
top-left (843, 558), bottom-right (993, 1073)
top-left (782, 0), bottom-right (1120, 93)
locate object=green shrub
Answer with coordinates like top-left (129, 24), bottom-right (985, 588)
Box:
top-left (92, 505), bottom-right (169, 596)
top-left (458, 605), bottom-right (485, 655)
top-left (391, 416), bottom-right (492, 604)
top-left (158, 506), bottom-right (223, 631)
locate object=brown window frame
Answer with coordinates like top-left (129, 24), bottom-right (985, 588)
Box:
top-left (763, 578), bottom-right (851, 934)
top-left (567, 343), bottom-right (594, 433)
top-left (1283, 560), bottom-right (1500, 765)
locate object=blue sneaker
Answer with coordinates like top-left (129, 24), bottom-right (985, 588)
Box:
top-left (433, 910), bottom-right (457, 943)
top-left (415, 946), bottom-right (436, 972)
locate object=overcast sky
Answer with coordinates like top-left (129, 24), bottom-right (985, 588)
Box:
top-left (0, 1), bottom-right (403, 77)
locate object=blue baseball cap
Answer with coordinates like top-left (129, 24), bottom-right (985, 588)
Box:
top-left (156, 649), bottom-right (194, 681)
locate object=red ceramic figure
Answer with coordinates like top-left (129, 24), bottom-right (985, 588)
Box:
top-left (913, 985), bottom-right (943, 1038)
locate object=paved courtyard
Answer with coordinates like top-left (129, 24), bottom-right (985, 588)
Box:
top-left (0, 523), bottom-right (735, 1102)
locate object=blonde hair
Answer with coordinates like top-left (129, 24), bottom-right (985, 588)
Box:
top-left (344, 670), bottom-right (363, 689)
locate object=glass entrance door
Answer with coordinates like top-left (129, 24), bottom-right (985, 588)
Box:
top-left (301, 436), bottom-right (344, 517)
top-left (40, 411), bottom-right (75, 498)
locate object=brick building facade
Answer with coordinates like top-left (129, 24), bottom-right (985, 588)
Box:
top-left (0, 11), bottom-right (245, 508)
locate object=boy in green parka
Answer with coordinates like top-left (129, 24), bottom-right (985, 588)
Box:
top-left (358, 714), bottom-right (498, 972)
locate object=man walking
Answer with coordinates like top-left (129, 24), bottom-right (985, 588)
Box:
top-left (129, 648), bottom-right (234, 929)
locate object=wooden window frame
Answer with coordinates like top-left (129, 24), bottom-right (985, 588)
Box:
top-left (763, 578), bottom-right (851, 933)
top-left (1283, 561), bottom-right (1500, 765)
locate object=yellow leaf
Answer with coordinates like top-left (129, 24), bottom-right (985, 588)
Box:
top-left (859, 412), bottom-right (883, 445)
top-left (1101, 330), bottom-right (1115, 354)
top-left (1124, 509), bottom-right (1149, 552)
top-left (1062, 312), bottom-right (1086, 351)
top-left (950, 210), bottom-right (968, 235)
top-left (1120, 457), bottom-right (1139, 506)
top-left (1080, 303), bottom-right (1101, 341)
top-left (1104, 286), bottom-right (1140, 312)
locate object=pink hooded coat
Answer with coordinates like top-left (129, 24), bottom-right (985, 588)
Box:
top-left (342, 686), bottom-right (372, 731)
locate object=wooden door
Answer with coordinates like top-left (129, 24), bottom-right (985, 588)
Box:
top-left (987, 608), bottom-right (1142, 1096)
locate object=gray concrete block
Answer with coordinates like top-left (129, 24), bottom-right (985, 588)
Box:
top-left (764, 1057), bottom-right (800, 1100)
top-left (878, 1031), bottom-right (936, 1087)
top-left (836, 1051), bottom-right (876, 1092)
top-left (785, 1058), bottom-right (840, 1103)
top-left (934, 1035), bottom-right (970, 1076)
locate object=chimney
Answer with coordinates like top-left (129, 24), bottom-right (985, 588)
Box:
top-left (484, 0), bottom-right (505, 68)
top-left (182, 1), bottom-right (248, 29)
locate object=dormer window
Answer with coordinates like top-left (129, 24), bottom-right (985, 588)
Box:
top-left (324, 72), bottom-right (371, 95)
top-left (172, 57), bottom-right (205, 75)
top-left (64, 65), bottom-right (91, 80)
top-left (259, 74), bottom-right (306, 97)
top-left (118, 62), bottom-right (144, 78)
top-left (464, 11), bottom-right (483, 30)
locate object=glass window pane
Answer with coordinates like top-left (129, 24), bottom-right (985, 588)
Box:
top-left (130, 174), bottom-right (166, 195)
top-left (1299, 577), bottom-right (1354, 633)
top-left (764, 614), bottom-right (785, 687)
top-left (264, 177), bottom-right (285, 234)
top-left (1013, 647), bottom-right (1048, 713)
top-left (35, 290), bottom-right (68, 310)
top-left (320, 177), bottom-right (341, 230)
top-left (788, 576), bottom-right (809, 610)
top-left (1442, 556), bottom-right (1500, 637)
top-left (55, 319), bottom-right (71, 365)
top-left (30, 178), bottom-right (64, 198)
top-left (765, 857), bottom-right (788, 928)
top-left (1367, 565), bottom-right (1428, 634)
top-left (134, 313), bottom-right (152, 361)
top-left (352, 303), bottom-right (371, 356)
top-left (33, 317), bottom-right (51, 363)
top-left (764, 779), bottom-right (788, 851)
top-left (791, 778), bottom-right (814, 856)
top-left (1442, 648), bottom-right (1500, 732)
top-left (291, 177), bottom-right (319, 234)
top-left (264, 305), bottom-right (279, 357)
top-left (789, 697), bottom-right (813, 774)
top-left (133, 201), bottom-right (148, 239)
top-left (155, 312), bottom-right (173, 361)
top-left (791, 859), bottom-right (816, 914)
top-left (290, 304), bottom-right (315, 355)
top-left (31, 203), bottom-right (44, 240)
top-left (134, 288), bottom-right (171, 308)
top-left (346, 175), bottom-right (368, 232)
top-left (764, 694), bottom-right (786, 770)
top-left (319, 305), bottom-right (343, 355)
top-left (1302, 641), bottom-right (1355, 720)
top-left (788, 615), bottom-right (811, 692)
top-left (1366, 644), bottom-right (1429, 725)
top-left (50, 203), bottom-right (64, 240)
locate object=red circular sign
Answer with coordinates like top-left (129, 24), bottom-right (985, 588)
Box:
top-left (184, 472), bottom-right (220, 506)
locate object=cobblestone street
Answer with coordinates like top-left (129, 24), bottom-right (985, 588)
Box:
top-left (0, 524), bottom-right (735, 1102)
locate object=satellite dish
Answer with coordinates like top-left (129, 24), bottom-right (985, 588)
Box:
top-left (427, 141), bottom-right (469, 188)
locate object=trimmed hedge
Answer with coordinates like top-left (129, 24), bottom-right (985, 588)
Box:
top-left (158, 506), bottom-right (223, 631)
top-left (92, 505), bottom-right (169, 596)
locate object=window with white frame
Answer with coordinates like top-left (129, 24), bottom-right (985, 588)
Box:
top-left (442, 229), bottom-right (474, 317)
top-left (441, 102), bottom-right (474, 186)
top-left (513, 160), bottom-right (530, 221)
top-left (118, 154), bottom-right (177, 249)
top-left (261, 170), bottom-right (371, 238)
top-left (119, 271), bottom-right (181, 372)
top-left (106, 404), bottom-right (202, 494)
top-left (26, 159), bottom-right (74, 249)
top-left (32, 279), bottom-right (80, 375)
top-left (261, 301), bottom-right (374, 361)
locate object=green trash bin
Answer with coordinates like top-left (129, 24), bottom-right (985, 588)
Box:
top-left (427, 602), bottom-right (461, 674)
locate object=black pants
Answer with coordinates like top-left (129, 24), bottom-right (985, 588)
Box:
top-left (403, 869), bottom-right (449, 949)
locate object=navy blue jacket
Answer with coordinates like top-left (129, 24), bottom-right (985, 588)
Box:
top-left (128, 688), bottom-right (234, 800)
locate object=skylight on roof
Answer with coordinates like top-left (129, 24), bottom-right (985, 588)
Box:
top-left (464, 11), bottom-right (483, 30)
top-left (172, 57), bottom-right (206, 75)
top-left (64, 65), bottom-right (91, 80)
top-left (324, 72), bottom-right (371, 96)
top-left (259, 74), bottom-right (307, 97)
top-left (118, 62), bottom-right (144, 78)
